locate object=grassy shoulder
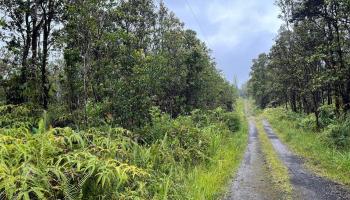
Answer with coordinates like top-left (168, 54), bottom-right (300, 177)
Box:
top-left (183, 99), bottom-right (248, 200)
top-left (262, 108), bottom-right (350, 186)
top-left (255, 117), bottom-right (292, 199)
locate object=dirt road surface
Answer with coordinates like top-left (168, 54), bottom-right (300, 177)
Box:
top-left (263, 119), bottom-right (350, 200)
top-left (224, 120), bottom-right (283, 200)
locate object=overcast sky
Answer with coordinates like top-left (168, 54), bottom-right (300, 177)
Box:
top-left (163, 0), bottom-right (283, 86)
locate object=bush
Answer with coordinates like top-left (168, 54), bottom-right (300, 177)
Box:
top-left (47, 104), bottom-right (76, 128)
top-left (222, 112), bottom-right (240, 132)
top-left (0, 104), bottom-right (41, 129)
top-left (0, 106), bottom-right (241, 199)
top-left (0, 126), bottom-right (149, 199)
top-left (264, 107), bottom-right (315, 130)
top-left (269, 104), bottom-right (337, 131)
top-left (141, 107), bottom-right (211, 165)
top-left (191, 107), bottom-right (240, 132)
top-left (297, 114), bottom-right (316, 131)
top-left (325, 118), bottom-right (350, 149)
top-left (265, 107), bottom-right (300, 122)
top-left (319, 104), bottom-right (336, 128)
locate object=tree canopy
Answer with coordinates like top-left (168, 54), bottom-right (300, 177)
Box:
top-left (248, 0), bottom-right (350, 127)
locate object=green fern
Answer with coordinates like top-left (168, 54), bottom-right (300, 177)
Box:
top-left (0, 103), bottom-right (241, 199)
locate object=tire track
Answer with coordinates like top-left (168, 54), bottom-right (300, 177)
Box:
top-left (224, 120), bottom-right (282, 200)
top-left (262, 119), bottom-right (350, 200)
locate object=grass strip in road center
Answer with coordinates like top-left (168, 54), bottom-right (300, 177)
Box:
top-left (256, 117), bottom-right (292, 200)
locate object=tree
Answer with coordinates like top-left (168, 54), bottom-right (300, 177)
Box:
top-left (0, 0), bottom-right (64, 108)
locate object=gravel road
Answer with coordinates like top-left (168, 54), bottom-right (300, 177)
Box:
top-left (224, 120), bottom-right (283, 200)
top-left (263, 119), bottom-right (350, 200)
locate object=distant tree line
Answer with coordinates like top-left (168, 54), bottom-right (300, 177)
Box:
top-left (0, 0), bottom-right (237, 128)
top-left (248, 0), bottom-right (350, 127)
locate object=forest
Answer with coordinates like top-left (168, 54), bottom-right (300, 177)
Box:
top-left (248, 0), bottom-right (350, 131)
top-left (0, 0), bottom-right (236, 128)
top-left (0, 0), bottom-right (245, 199)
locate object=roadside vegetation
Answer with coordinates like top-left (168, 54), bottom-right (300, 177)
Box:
top-left (184, 99), bottom-right (248, 199)
top-left (0, 101), bottom-right (246, 199)
top-left (255, 118), bottom-right (292, 199)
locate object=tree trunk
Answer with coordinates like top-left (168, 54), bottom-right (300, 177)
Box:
top-left (342, 81), bottom-right (350, 112)
top-left (19, 3), bottom-right (32, 103)
top-left (290, 91), bottom-right (297, 112)
top-left (40, 0), bottom-right (54, 109)
top-left (313, 91), bottom-right (320, 129)
top-left (327, 85), bottom-right (332, 105)
top-left (41, 19), bottom-right (49, 109)
top-left (31, 5), bottom-right (38, 77)
top-left (83, 54), bottom-right (88, 127)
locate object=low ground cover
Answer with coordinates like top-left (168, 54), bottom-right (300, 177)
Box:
top-left (0, 101), bottom-right (246, 199)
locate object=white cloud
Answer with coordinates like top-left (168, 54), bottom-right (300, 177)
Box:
top-left (164, 0), bottom-right (283, 85)
top-left (204, 0), bottom-right (282, 48)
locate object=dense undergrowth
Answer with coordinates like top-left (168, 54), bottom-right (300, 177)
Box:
top-left (0, 101), bottom-right (245, 199)
top-left (184, 99), bottom-right (247, 199)
top-left (262, 107), bottom-right (350, 186)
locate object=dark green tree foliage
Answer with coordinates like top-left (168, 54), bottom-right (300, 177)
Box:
top-left (0, 0), bottom-right (237, 129)
top-left (248, 53), bottom-right (270, 108)
top-left (0, 0), bottom-right (64, 109)
top-left (248, 0), bottom-right (350, 128)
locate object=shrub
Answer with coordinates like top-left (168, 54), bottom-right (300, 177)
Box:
top-left (47, 104), bottom-right (76, 128)
top-left (191, 107), bottom-right (240, 132)
top-left (297, 114), bottom-right (316, 131)
top-left (0, 104), bottom-right (40, 129)
top-left (141, 107), bottom-right (210, 165)
top-left (222, 112), bottom-right (240, 132)
top-left (0, 126), bottom-right (150, 200)
top-left (325, 118), bottom-right (350, 150)
top-left (266, 107), bottom-right (319, 131)
top-left (270, 107), bottom-right (300, 121)
top-left (319, 104), bottom-right (336, 128)
top-left (0, 106), bottom-right (241, 199)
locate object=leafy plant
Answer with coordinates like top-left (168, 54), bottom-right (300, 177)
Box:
top-left (319, 104), bottom-right (336, 128)
top-left (325, 119), bottom-right (350, 150)
top-left (297, 114), bottom-right (316, 131)
top-left (0, 103), bottom-right (243, 199)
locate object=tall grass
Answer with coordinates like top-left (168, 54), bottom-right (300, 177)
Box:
top-left (263, 108), bottom-right (350, 186)
top-left (183, 99), bottom-right (248, 199)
